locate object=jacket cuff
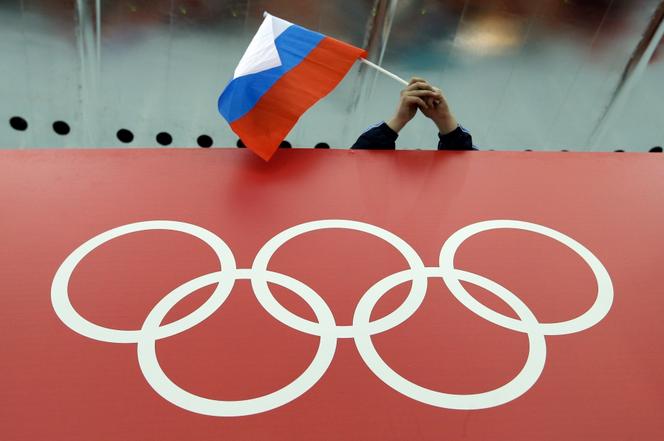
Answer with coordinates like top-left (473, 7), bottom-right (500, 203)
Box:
top-left (438, 125), bottom-right (475, 151)
top-left (378, 122), bottom-right (399, 141)
top-left (438, 125), bottom-right (463, 142)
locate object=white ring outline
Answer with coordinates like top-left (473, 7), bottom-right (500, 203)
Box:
top-left (251, 220), bottom-right (428, 338)
top-left (439, 220), bottom-right (614, 335)
top-left (137, 269), bottom-right (337, 417)
top-left (353, 267), bottom-right (546, 410)
top-left (51, 221), bottom-right (237, 343)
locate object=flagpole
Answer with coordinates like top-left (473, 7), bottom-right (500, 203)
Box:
top-left (359, 58), bottom-right (409, 86)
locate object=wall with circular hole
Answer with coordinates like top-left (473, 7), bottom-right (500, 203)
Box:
top-left (6, 115), bottom-right (663, 153)
top-left (4, 114), bottom-right (348, 150)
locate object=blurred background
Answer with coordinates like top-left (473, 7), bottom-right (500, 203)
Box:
top-left (1, 0), bottom-right (662, 151)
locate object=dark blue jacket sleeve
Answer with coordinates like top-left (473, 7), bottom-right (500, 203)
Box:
top-left (352, 122), bottom-right (477, 150)
top-left (438, 126), bottom-right (476, 151)
top-left (351, 123), bottom-right (398, 150)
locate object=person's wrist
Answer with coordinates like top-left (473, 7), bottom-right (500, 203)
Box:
top-left (432, 110), bottom-right (458, 135)
top-left (386, 115), bottom-right (409, 133)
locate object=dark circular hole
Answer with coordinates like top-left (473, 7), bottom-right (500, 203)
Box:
top-left (53, 121), bottom-right (70, 135)
top-left (236, 139), bottom-right (246, 148)
top-left (561, 149), bottom-right (569, 152)
top-left (117, 129), bottom-right (134, 143)
top-left (9, 116), bottom-right (28, 131)
top-left (315, 142), bottom-right (330, 149)
top-left (197, 135), bottom-right (213, 148)
top-left (156, 132), bottom-right (172, 146)
top-left (279, 140), bottom-right (292, 149)
top-left (524, 149), bottom-right (532, 152)
top-left (614, 149), bottom-right (625, 153)
top-left (650, 146), bottom-right (663, 153)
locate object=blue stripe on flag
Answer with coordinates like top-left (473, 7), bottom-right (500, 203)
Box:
top-left (218, 25), bottom-right (325, 123)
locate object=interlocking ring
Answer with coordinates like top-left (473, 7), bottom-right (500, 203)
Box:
top-left (51, 219), bottom-right (613, 416)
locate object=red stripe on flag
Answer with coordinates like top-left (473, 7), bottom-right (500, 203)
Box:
top-left (231, 38), bottom-right (366, 161)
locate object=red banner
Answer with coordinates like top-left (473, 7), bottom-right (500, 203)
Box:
top-left (1, 149), bottom-right (663, 440)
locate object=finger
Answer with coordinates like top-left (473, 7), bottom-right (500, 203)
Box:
top-left (431, 92), bottom-right (444, 102)
top-left (404, 90), bottom-right (438, 98)
top-left (405, 81), bottom-right (433, 92)
top-left (412, 81), bottom-right (434, 91)
top-left (404, 86), bottom-right (435, 97)
top-left (404, 96), bottom-right (428, 109)
top-left (409, 76), bottom-right (427, 85)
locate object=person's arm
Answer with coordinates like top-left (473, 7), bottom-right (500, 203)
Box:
top-left (351, 122), bottom-right (399, 150)
top-left (352, 78), bottom-right (438, 149)
top-left (416, 79), bottom-right (477, 151)
top-left (438, 125), bottom-right (475, 151)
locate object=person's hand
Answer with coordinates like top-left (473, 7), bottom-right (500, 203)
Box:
top-left (386, 78), bottom-right (440, 133)
top-left (416, 80), bottom-right (459, 135)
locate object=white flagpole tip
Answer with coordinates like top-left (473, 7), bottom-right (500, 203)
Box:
top-left (359, 58), bottom-right (409, 86)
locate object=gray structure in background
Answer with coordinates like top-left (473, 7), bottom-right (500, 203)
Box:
top-left (1, 0), bottom-right (662, 151)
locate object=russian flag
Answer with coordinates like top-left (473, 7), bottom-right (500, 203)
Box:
top-left (218, 13), bottom-right (367, 160)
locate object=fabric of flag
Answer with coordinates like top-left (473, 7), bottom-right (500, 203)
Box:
top-left (218, 13), bottom-right (367, 160)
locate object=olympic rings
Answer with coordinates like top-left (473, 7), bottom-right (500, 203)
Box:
top-left (51, 219), bottom-right (613, 416)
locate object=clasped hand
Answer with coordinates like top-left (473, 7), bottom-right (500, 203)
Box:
top-left (387, 77), bottom-right (458, 135)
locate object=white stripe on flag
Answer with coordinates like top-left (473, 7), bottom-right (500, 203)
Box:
top-left (233, 13), bottom-right (293, 79)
